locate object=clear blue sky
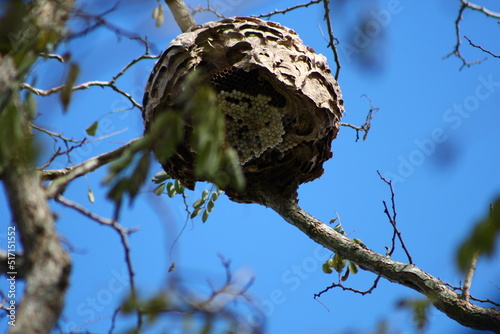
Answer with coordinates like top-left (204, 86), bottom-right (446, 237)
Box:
top-left (1, 0), bottom-right (499, 333)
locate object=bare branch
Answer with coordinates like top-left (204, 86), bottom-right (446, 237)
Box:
top-left (32, 124), bottom-right (85, 144)
top-left (21, 54), bottom-right (159, 110)
top-left (315, 276), bottom-right (382, 298)
top-left (340, 94), bottom-right (379, 142)
top-left (254, 0), bottom-right (322, 19)
top-left (464, 36), bottom-right (500, 59)
top-left (54, 195), bottom-right (142, 328)
top-left (460, 0), bottom-right (500, 19)
top-left (444, 1), bottom-right (500, 69)
top-left (322, 0), bottom-right (341, 80)
top-left (190, 3), bottom-right (226, 19)
top-left (377, 171), bottom-right (413, 264)
top-left (44, 138), bottom-right (140, 197)
top-left (267, 196), bottom-right (500, 332)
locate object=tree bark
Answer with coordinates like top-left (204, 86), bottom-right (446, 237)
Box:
top-left (2, 156), bottom-right (71, 334)
top-left (165, 0), bottom-right (196, 32)
top-left (0, 1), bottom-right (75, 333)
top-left (267, 196), bottom-right (500, 333)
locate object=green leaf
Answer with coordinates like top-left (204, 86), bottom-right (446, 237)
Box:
top-left (329, 217), bottom-right (338, 224)
top-left (166, 182), bottom-right (176, 198)
top-left (332, 253), bottom-right (347, 273)
top-left (348, 261), bottom-right (358, 275)
top-left (25, 92), bottom-right (37, 121)
top-left (202, 209), bottom-right (209, 223)
top-left (341, 268), bottom-right (350, 281)
top-left (174, 179), bottom-right (184, 194)
top-left (322, 261), bottom-right (333, 274)
top-left (152, 171), bottom-right (170, 184)
top-left (87, 188), bottom-right (95, 203)
top-left (152, 4), bottom-right (164, 27)
top-left (60, 62), bottom-right (79, 112)
top-left (211, 192), bottom-right (219, 201)
top-left (201, 190), bottom-right (209, 201)
top-left (153, 183), bottom-right (166, 196)
top-left (85, 121), bottom-right (98, 136)
top-left (457, 199), bottom-right (500, 272)
top-left (193, 198), bottom-right (205, 208)
top-left (191, 207), bottom-right (201, 219)
top-left (207, 200), bottom-right (215, 213)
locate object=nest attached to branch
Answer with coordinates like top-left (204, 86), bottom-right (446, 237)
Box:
top-left (143, 16), bottom-right (344, 206)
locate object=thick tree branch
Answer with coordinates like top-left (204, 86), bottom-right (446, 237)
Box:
top-left (165, 0), bottom-right (197, 32)
top-left (267, 197), bottom-right (500, 332)
top-left (2, 146), bottom-right (71, 334)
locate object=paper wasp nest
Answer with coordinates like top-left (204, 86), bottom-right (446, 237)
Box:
top-left (143, 17), bottom-right (344, 205)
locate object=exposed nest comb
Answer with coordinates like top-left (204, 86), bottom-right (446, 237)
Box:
top-left (143, 16), bottom-right (344, 206)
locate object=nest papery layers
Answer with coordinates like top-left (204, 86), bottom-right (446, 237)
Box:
top-left (143, 16), bottom-right (344, 205)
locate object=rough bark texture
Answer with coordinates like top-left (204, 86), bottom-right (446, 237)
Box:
top-left (143, 16), bottom-right (344, 205)
top-left (2, 160), bottom-right (71, 334)
top-left (0, 1), bottom-right (74, 333)
top-left (165, 0), bottom-right (196, 32)
top-left (268, 196), bottom-right (500, 333)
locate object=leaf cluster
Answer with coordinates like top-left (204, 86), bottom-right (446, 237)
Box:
top-left (321, 223), bottom-right (361, 281)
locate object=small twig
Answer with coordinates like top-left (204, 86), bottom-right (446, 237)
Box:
top-left (54, 195), bottom-right (141, 326)
top-left (444, 1), bottom-right (499, 69)
top-left (464, 36), bottom-right (500, 58)
top-left (470, 296), bottom-right (500, 308)
top-left (254, 0), bottom-right (322, 19)
top-left (377, 171), bottom-right (413, 264)
top-left (21, 54), bottom-right (159, 110)
top-left (190, 3), bottom-right (226, 19)
top-left (340, 94), bottom-right (379, 142)
top-left (315, 276), bottom-right (382, 298)
top-left (32, 124), bottom-right (85, 143)
top-left (37, 139), bottom-right (86, 170)
top-left (322, 0), bottom-right (341, 80)
top-left (44, 138), bottom-right (140, 196)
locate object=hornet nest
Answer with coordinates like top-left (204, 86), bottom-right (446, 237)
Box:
top-left (143, 16), bottom-right (344, 206)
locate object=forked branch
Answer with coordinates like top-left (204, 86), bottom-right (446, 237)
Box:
top-left (267, 196), bottom-right (500, 332)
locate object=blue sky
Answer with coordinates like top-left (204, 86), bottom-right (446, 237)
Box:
top-left (1, 0), bottom-right (499, 333)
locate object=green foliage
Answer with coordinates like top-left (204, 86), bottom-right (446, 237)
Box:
top-left (0, 101), bottom-right (32, 172)
top-left (321, 223), bottom-right (360, 280)
top-left (151, 171), bottom-right (222, 223)
top-left (179, 71), bottom-right (244, 191)
top-left (457, 198), bottom-right (500, 272)
top-left (397, 298), bottom-right (431, 332)
top-left (105, 111), bottom-right (184, 209)
top-left (85, 120), bottom-right (98, 136)
top-left (151, 3), bottom-right (164, 27)
top-left (60, 62), bottom-right (79, 112)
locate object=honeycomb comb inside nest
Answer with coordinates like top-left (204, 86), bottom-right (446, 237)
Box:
top-left (143, 16), bottom-right (345, 206)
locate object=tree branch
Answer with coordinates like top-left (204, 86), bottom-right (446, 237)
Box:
top-left (43, 138), bottom-right (140, 197)
top-left (165, 0), bottom-right (197, 32)
top-left (267, 197), bottom-right (500, 332)
top-left (444, 1), bottom-right (500, 69)
top-left (254, 0), bottom-right (322, 19)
